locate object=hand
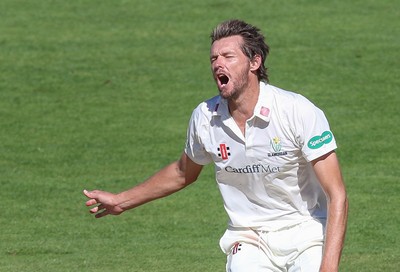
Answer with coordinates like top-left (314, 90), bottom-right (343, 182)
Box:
top-left (83, 189), bottom-right (124, 218)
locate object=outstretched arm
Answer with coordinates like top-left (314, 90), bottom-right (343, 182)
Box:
top-left (84, 152), bottom-right (203, 218)
top-left (312, 151), bottom-right (349, 272)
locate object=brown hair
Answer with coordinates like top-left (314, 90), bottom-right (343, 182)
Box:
top-left (211, 19), bottom-right (270, 82)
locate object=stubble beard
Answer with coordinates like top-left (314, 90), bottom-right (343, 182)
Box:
top-left (219, 67), bottom-right (250, 101)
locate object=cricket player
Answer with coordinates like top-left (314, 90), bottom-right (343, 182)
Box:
top-left (84, 19), bottom-right (348, 271)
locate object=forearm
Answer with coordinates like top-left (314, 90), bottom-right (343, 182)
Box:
top-left (311, 151), bottom-right (349, 271)
top-left (115, 160), bottom-right (189, 212)
top-left (320, 195), bottom-right (349, 271)
top-left (84, 152), bottom-right (203, 218)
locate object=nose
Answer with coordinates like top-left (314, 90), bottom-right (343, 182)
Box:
top-left (212, 57), bottom-right (224, 72)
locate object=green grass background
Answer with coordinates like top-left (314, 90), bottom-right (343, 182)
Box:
top-left (0, 0), bottom-right (399, 271)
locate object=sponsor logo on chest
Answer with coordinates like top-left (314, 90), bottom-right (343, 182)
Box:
top-left (225, 164), bottom-right (280, 174)
top-left (217, 143), bottom-right (231, 160)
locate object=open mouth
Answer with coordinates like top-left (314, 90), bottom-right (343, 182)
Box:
top-left (217, 74), bottom-right (229, 86)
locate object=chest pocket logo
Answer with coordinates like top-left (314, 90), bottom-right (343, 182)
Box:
top-left (268, 137), bottom-right (288, 157)
top-left (217, 144), bottom-right (231, 160)
top-left (271, 137), bottom-right (282, 152)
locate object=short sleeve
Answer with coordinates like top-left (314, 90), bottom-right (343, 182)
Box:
top-left (293, 95), bottom-right (337, 162)
top-left (184, 105), bottom-right (213, 165)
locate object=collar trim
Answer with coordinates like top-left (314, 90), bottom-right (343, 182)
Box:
top-left (211, 82), bottom-right (272, 122)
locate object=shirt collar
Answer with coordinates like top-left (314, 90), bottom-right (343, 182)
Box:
top-left (253, 81), bottom-right (272, 123)
top-left (211, 95), bottom-right (228, 118)
top-left (211, 81), bottom-right (272, 123)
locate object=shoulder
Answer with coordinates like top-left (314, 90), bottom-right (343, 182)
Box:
top-left (267, 84), bottom-right (315, 108)
top-left (191, 95), bottom-right (220, 119)
top-left (265, 84), bottom-right (330, 136)
top-left (265, 84), bottom-right (322, 119)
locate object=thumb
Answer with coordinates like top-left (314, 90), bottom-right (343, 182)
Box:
top-left (83, 189), bottom-right (99, 207)
top-left (83, 189), bottom-right (94, 198)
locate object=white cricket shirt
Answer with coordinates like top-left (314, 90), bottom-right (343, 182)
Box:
top-left (185, 82), bottom-right (337, 230)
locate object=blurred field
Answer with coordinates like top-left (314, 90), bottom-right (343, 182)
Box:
top-left (0, 0), bottom-right (399, 271)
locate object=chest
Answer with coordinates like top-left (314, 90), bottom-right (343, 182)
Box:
top-left (204, 116), bottom-right (302, 169)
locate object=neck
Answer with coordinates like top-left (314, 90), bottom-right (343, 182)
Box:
top-left (228, 80), bottom-right (260, 121)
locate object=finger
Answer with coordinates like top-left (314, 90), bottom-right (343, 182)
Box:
top-left (83, 189), bottom-right (92, 198)
top-left (89, 206), bottom-right (100, 214)
top-left (85, 199), bottom-right (98, 207)
top-left (83, 189), bottom-right (100, 199)
top-left (89, 204), bottom-right (107, 214)
top-left (95, 209), bottom-right (110, 219)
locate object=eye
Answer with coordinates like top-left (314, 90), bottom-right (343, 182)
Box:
top-left (224, 54), bottom-right (237, 62)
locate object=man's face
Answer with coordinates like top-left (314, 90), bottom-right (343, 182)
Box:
top-left (210, 35), bottom-right (252, 100)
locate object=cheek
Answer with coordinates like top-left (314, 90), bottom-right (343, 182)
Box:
top-left (234, 61), bottom-right (251, 76)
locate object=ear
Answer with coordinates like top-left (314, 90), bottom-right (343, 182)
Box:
top-left (250, 54), bottom-right (262, 72)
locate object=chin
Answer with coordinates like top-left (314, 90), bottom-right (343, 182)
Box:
top-left (219, 90), bottom-right (231, 99)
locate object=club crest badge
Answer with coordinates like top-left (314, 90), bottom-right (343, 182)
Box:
top-left (271, 137), bottom-right (282, 152)
top-left (268, 137), bottom-right (287, 157)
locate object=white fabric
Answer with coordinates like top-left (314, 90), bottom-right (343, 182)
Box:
top-left (222, 220), bottom-right (324, 271)
top-left (185, 82), bottom-right (337, 230)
